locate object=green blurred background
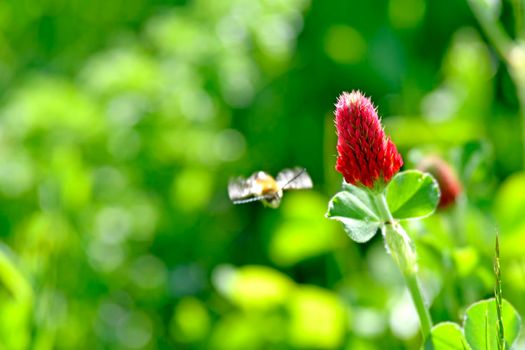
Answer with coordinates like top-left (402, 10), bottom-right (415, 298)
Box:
top-left (0, 0), bottom-right (525, 349)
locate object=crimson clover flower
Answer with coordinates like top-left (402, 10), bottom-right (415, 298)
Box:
top-left (418, 156), bottom-right (462, 209)
top-left (334, 90), bottom-right (403, 188)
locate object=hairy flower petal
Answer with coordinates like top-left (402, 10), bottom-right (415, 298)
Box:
top-left (335, 90), bottom-right (403, 188)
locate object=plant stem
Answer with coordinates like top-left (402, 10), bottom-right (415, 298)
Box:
top-left (467, 0), bottom-right (513, 62)
top-left (371, 192), bottom-right (393, 223)
top-left (373, 193), bottom-right (433, 340)
top-left (494, 234), bottom-right (504, 350)
top-left (511, 0), bottom-right (524, 39)
top-left (404, 269), bottom-right (433, 341)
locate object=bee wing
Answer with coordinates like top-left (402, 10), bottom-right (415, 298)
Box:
top-left (276, 168), bottom-right (313, 190)
top-left (228, 177), bottom-right (256, 202)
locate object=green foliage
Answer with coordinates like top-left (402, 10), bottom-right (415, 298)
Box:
top-left (386, 170), bottom-right (440, 220)
top-left (326, 170), bottom-right (439, 242)
top-left (426, 299), bottom-right (522, 350)
top-left (269, 192), bottom-right (341, 266)
top-left (0, 245), bottom-right (32, 349)
top-left (464, 299), bottom-right (521, 350)
top-left (211, 265), bottom-right (348, 349)
top-left (327, 171), bottom-right (438, 339)
top-left (425, 322), bottom-right (468, 350)
top-left (0, 0), bottom-right (524, 349)
top-left (326, 182), bottom-right (381, 242)
top-left (494, 173), bottom-right (525, 257)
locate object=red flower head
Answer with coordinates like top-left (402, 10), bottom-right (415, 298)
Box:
top-left (335, 90), bottom-right (403, 188)
top-left (418, 156), bottom-right (462, 209)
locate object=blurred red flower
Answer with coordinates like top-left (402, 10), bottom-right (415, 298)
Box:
top-left (334, 90), bottom-right (403, 188)
top-left (418, 156), bottom-right (462, 209)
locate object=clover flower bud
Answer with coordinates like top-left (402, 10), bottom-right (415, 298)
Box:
top-left (418, 156), bottom-right (462, 209)
top-left (335, 90), bottom-right (403, 188)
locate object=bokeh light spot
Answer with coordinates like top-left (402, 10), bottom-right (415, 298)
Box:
top-left (388, 0), bottom-right (426, 29)
top-left (170, 297), bottom-right (210, 342)
top-left (324, 25), bottom-right (366, 64)
top-left (171, 168), bottom-right (213, 211)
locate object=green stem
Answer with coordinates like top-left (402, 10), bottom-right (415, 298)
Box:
top-left (494, 234), bottom-right (505, 350)
top-left (374, 193), bottom-right (394, 222)
top-left (467, 0), bottom-right (513, 63)
top-left (512, 0), bottom-right (524, 39)
top-left (373, 193), bottom-right (433, 341)
top-left (442, 251), bottom-right (460, 320)
top-left (405, 269), bottom-right (433, 341)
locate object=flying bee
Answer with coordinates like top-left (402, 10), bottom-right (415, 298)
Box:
top-left (228, 167), bottom-right (313, 208)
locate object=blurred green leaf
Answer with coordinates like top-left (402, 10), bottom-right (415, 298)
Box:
top-left (452, 247), bottom-right (479, 277)
top-left (384, 118), bottom-right (484, 147)
top-left (464, 298), bottom-right (521, 350)
top-left (170, 297), bottom-right (210, 343)
top-left (424, 322), bottom-right (468, 350)
top-left (288, 286), bottom-right (347, 349)
top-left (0, 245), bottom-right (32, 303)
top-left (81, 48), bottom-right (160, 96)
top-left (269, 192), bottom-right (340, 266)
top-left (493, 172), bottom-right (525, 258)
top-left (216, 265), bottom-right (295, 310)
top-left (0, 245), bottom-right (32, 350)
top-left (494, 172), bottom-right (525, 230)
top-left (1, 0), bottom-right (524, 348)
top-left (386, 170), bottom-right (440, 220)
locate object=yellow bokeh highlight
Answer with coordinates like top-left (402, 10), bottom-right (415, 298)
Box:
top-left (171, 297), bottom-right (210, 343)
top-left (228, 266), bottom-right (294, 310)
top-left (288, 286), bottom-right (347, 349)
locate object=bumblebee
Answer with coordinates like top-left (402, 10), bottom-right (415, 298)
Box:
top-left (228, 167), bottom-right (313, 208)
